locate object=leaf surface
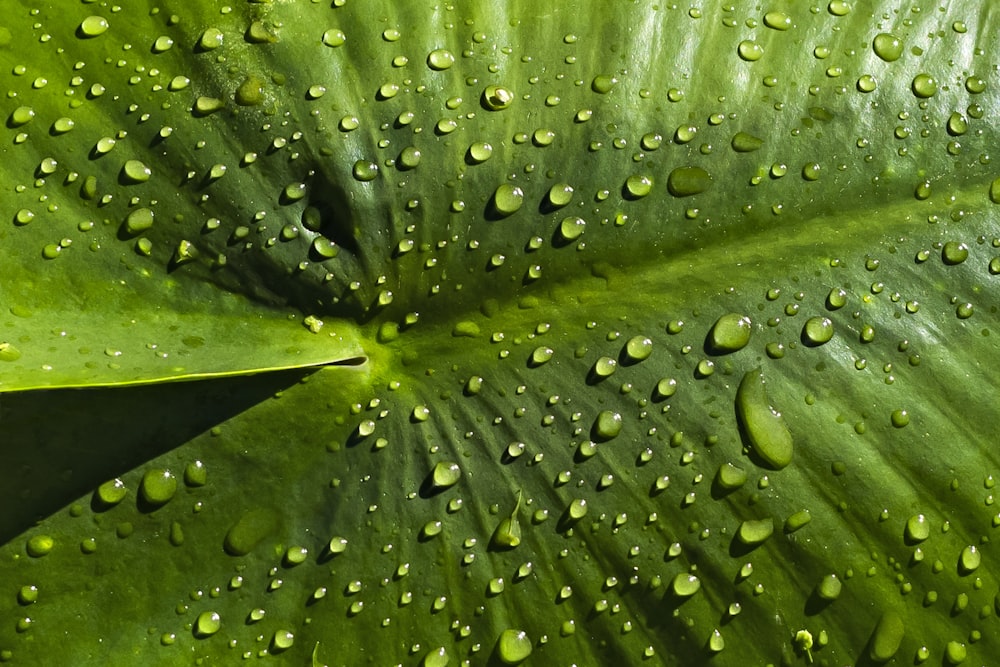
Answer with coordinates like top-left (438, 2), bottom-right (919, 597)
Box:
top-left (1, 2), bottom-right (999, 666)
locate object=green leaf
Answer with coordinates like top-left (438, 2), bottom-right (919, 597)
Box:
top-left (2, 1), bottom-right (999, 665)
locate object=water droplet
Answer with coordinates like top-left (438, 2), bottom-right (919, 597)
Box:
top-left (194, 611), bottom-right (221, 638)
top-left (122, 160), bottom-right (151, 184)
top-left (816, 574), bottom-right (842, 601)
top-left (708, 628), bottom-right (725, 653)
top-left (784, 509), bottom-right (811, 533)
top-left (956, 302), bottom-right (974, 319)
top-left (654, 377), bottom-right (677, 400)
top-left (737, 40), bottom-right (764, 61)
top-left (591, 74), bottom-right (617, 94)
top-left (322, 29), bottom-right (345, 47)
top-left (529, 346), bottom-right (553, 366)
top-left (667, 166), bottom-right (712, 197)
top-left (593, 411), bottom-right (622, 441)
top-left (731, 132), bottom-right (763, 152)
top-left (670, 573), bottom-right (701, 598)
top-left (937, 641), bottom-right (965, 667)
top-left (911, 73), bottom-right (937, 98)
top-left (905, 514), bottom-right (930, 543)
top-left (827, 0), bottom-right (851, 16)
top-left (942, 242), bottom-right (969, 265)
top-left (422, 647), bottom-right (450, 667)
top-left (430, 462), bottom-right (460, 491)
top-left (152, 35), bottom-right (174, 53)
top-left (468, 141), bottom-right (493, 163)
top-left (496, 629), bottom-right (532, 665)
top-left (235, 75), bottom-right (266, 106)
top-left (140, 469), bottom-right (177, 506)
top-left (52, 117), bottom-right (75, 134)
top-left (872, 33), bottom-right (903, 62)
top-left (482, 85), bottom-right (514, 110)
top-left (271, 630), bottom-right (294, 653)
top-left (708, 313), bottom-right (752, 353)
top-left (26, 535), bottom-right (54, 558)
top-left (10, 106), bottom-right (35, 127)
top-left (623, 174), bottom-right (653, 199)
top-left (715, 463), bottom-right (746, 491)
top-left (736, 368), bottom-right (793, 470)
top-left (79, 16), bottom-right (109, 38)
top-left (397, 146), bottom-right (421, 170)
top-left (591, 356), bottom-right (617, 380)
top-left (193, 96), bottom-right (225, 116)
top-left (869, 611), bottom-right (904, 662)
top-left (224, 508), bottom-right (280, 556)
top-left (353, 160), bottom-right (378, 182)
top-left (411, 405), bottom-right (431, 422)
top-left (801, 317), bottom-right (834, 346)
top-left (737, 518), bottom-right (774, 546)
top-left (492, 183), bottom-right (524, 216)
top-left (624, 336), bottom-right (652, 362)
top-left (890, 410), bottom-right (909, 428)
top-left (674, 125), bottom-right (697, 144)
top-left (959, 545), bottom-right (981, 573)
top-left (96, 478), bottom-right (127, 507)
top-left (763, 11), bottom-right (792, 30)
top-left (427, 48), bottom-right (455, 70)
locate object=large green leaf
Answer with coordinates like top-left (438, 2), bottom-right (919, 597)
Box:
top-left (2, 1), bottom-right (999, 665)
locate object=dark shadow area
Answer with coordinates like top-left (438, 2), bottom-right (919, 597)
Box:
top-left (0, 368), bottom-right (314, 544)
top-left (804, 588), bottom-right (836, 616)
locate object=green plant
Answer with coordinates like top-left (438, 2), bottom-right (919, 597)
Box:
top-left (1, 1), bottom-right (998, 665)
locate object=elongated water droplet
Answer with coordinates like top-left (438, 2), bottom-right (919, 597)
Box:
top-left (868, 611), bottom-right (904, 662)
top-left (667, 166), bottom-right (712, 197)
top-left (735, 368), bottom-right (793, 470)
top-left (737, 518), bottom-right (773, 546)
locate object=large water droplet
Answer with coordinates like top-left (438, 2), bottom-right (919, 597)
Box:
top-left (495, 629), bottom-right (532, 665)
top-left (79, 16), bottom-right (109, 38)
top-left (802, 317), bottom-right (834, 346)
top-left (868, 611), bottom-right (904, 662)
top-left (872, 33), bottom-right (903, 61)
top-left (427, 48), bottom-right (455, 70)
top-left (492, 184), bottom-right (524, 216)
top-left (911, 73), bottom-right (938, 98)
top-left (194, 611), bottom-right (221, 638)
top-left (735, 368), bottom-right (793, 470)
top-left (904, 514), bottom-right (930, 543)
top-left (708, 313), bottom-right (752, 353)
top-left (670, 573), bottom-right (701, 598)
top-left (140, 469), bottom-right (177, 507)
top-left (667, 166), bottom-right (712, 197)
